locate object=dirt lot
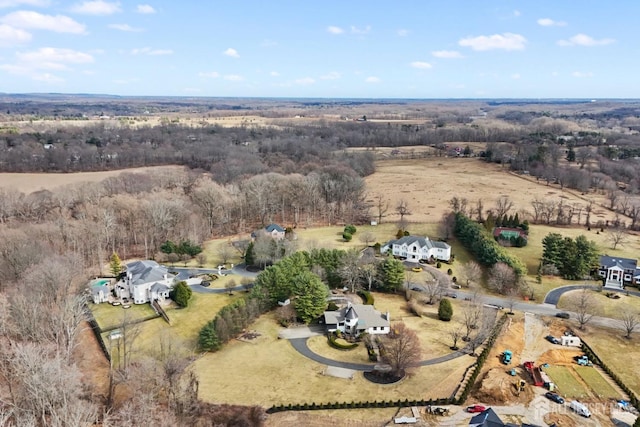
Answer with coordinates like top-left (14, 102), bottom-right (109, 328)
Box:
top-left (366, 157), bottom-right (617, 224)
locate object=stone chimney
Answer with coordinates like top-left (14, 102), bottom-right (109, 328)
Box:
top-left (385, 311), bottom-right (390, 322)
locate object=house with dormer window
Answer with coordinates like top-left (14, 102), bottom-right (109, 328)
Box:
top-left (323, 303), bottom-right (390, 336)
top-left (381, 235), bottom-right (451, 263)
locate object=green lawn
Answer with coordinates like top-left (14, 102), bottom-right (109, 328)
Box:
top-left (91, 302), bottom-right (157, 331)
top-left (544, 365), bottom-right (590, 399)
top-left (574, 366), bottom-right (621, 399)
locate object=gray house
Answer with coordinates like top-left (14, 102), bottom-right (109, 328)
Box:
top-left (323, 303), bottom-right (390, 336)
top-left (115, 260), bottom-right (176, 304)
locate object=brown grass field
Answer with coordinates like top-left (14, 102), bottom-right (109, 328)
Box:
top-left (192, 304), bottom-right (474, 408)
top-left (0, 165), bottom-right (185, 194)
top-left (365, 157), bottom-right (617, 225)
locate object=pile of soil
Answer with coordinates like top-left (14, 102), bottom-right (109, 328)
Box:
top-left (544, 413), bottom-right (579, 427)
top-left (472, 368), bottom-right (535, 405)
top-left (538, 348), bottom-right (583, 365)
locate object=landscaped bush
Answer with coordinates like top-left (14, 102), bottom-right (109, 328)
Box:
top-left (342, 232), bottom-right (352, 242)
top-left (328, 332), bottom-right (359, 350)
top-left (344, 224), bottom-right (357, 235)
top-left (438, 298), bottom-right (453, 321)
top-left (326, 301), bottom-right (338, 311)
top-left (447, 268), bottom-right (453, 275)
top-left (436, 262), bottom-right (442, 268)
top-left (358, 290), bottom-right (375, 305)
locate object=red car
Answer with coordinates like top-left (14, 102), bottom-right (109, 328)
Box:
top-left (466, 404), bottom-right (487, 413)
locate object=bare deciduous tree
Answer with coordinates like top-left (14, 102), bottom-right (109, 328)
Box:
top-left (395, 199), bottom-right (412, 231)
top-left (449, 324), bottom-right (463, 350)
top-left (494, 196), bottom-right (514, 218)
top-left (217, 243), bottom-right (233, 265)
top-left (460, 261), bottom-right (482, 288)
top-left (358, 231), bottom-right (377, 247)
top-left (339, 249), bottom-right (362, 293)
top-left (448, 197), bottom-right (468, 215)
top-left (423, 277), bottom-right (446, 305)
top-left (374, 195), bottom-right (389, 224)
top-left (488, 262), bottom-right (516, 294)
top-left (359, 262), bottom-right (377, 291)
top-left (572, 288), bottom-right (599, 330)
top-left (381, 322), bottom-right (421, 376)
top-left (462, 301), bottom-right (482, 341)
top-left (619, 310), bottom-right (640, 339)
top-left (607, 227), bottom-right (629, 250)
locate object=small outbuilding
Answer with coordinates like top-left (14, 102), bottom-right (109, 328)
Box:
top-left (561, 335), bottom-right (581, 347)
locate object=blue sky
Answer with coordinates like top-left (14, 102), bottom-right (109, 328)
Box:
top-left (0, 0), bottom-right (637, 98)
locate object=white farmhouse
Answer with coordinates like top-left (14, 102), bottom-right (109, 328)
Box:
top-left (115, 260), bottom-right (176, 304)
top-left (323, 303), bottom-right (390, 336)
top-left (381, 235), bottom-right (451, 263)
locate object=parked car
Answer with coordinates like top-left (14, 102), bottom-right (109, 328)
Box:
top-left (451, 284), bottom-right (461, 289)
top-left (445, 292), bottom-right (458, 299)
top-left (201, 281), bottom-right (211, 288)
top-left (545, 392), bottom-right (565, 404)
top-left (466, 405), bottom-right (487, 413)
top-left (411, 267), bottom-right (423, 273)
top-left (545, 335), bottom-right (560, 344)
top-left (410, 286), bottom-right (423, 292)
top-left (556, 312), bottom-right (570, 319)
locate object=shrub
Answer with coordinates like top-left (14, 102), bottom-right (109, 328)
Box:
top-left (170, 281), bottom-right (193, 308)
top-left (452, 276), bottom-right (458, 283)
top-left (328, 333), bottom-right (359, 350)
top-left (436, 262), bottom-right (442, 268)
top-left (438, 298), bottom-right (453, 321)
top-left (344, 224), bottom-right (357, 234)
top-left (327, 301), bottom-right (339, 311)
top-left (359, 290), bottom-right (375, 305)
top-left (342, 232), bottom-right (352, 242)
top-left (447, 268), bottom-right (453, 275)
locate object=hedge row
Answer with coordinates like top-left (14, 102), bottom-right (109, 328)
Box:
top-left (581, 339), bottom-right (639, 409)
top-left (268, 397), bottom-right (452, 414)
top-left (359, 290), bottom-right (375, 305)
top-left (454, 212), bottom-right (528, 276)
top-left (327, 333), bottom-right (359, 350)
top-left (455, 313), bottom-right (508, 404)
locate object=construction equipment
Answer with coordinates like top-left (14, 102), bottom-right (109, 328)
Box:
top-left (515, 379), bottom-right (526, 396)
top-left (576, 355), bottom-right (593, 366)
top-left (502, 350), bottom-right (513, 365)
top-left (509, 368), bottom-right (516, 376)
top-left (523, 361), bottom-right (544, 386)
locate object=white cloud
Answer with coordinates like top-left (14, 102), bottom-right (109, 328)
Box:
top-left (223, 47), bottom-right (239, 58)
top-left (0, 11), bottom-right (86, 33)
top-left (431, 50), bottom-right (463, 58)
top-left (320, 71), bottom-right (340, 80)
top-left (513, 10), bottom-right (521, 17)
top-left (32, 72), bottom-right (63, 82)
top-left (459, 32), bottom-right (526, 51)
top-left (136, 4), bottom-right (155, 14)
top-left (1, 47), bottom-right (94, 78)
top-left (269, 71), bottom-right (279, 77)
top-left (295, 77), bottom-right (315, 85)
top-left (224, 74), bottom-right (243, 81)
top-left (198, 71), bottom-right (219, 78)
top-left (326, 25), bottom-right (343, 35)
top-left (0, 0), bottom-right (49, 7)
top-left (511, 73), bottom-right (521, 79)
top-left (397, 28), bottom-right (408, 37)
top-left (71, 1), bottom-right (121, 15)
top-left (572, 71), bottom-right (593, 78)
top-left (410, 61), bottom-right (432, 69)
top-left (365, 76), bottom-right (380, 83)
top-left (0, 24), bottom-right (31, 46)
top-left (130, 47), bottom-right (172, 55)
top-left (537, 18), bottom-right (567, 27)
top-left (557, 33), bottom-right (614, 47)
top-left (350, 25), bottom-right (370, 34)
top-left (108, 23), bottom-right (143, 32)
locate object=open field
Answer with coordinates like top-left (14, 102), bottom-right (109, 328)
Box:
top-left (366, 157), bottom-right (618, 225)
top-left (192, 312), bottom-right (473, 407)
top-left (91, 301), bottom-right (157, 331)
top-left (544, 365), bottom-right (590, 399)
top-left (95, 292), bottom-right (237, 361)
top-left (0, 165), bottom-right (185, 194)
top-left (574, 366), bottom-right (621, 399)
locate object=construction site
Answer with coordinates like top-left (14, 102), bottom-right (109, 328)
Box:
top-left (466, 312), bottom-right (637, 426)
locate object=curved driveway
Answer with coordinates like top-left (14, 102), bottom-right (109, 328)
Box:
top-left (544, 284), bottom-right (640, 305)
top-left (289, 337), bottom-right (469, 371)
top-left (166, 264), bottom-right (258, 294)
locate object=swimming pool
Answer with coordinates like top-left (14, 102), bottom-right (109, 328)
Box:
top-left (92, 279), bottom-right (110, 287)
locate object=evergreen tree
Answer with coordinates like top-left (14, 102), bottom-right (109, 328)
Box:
top-left (109, 252), bottom-right (122, 277)
top-left (171, 281), bottom-right (193, 307)
top-left (513, 212), bottom-right (520, 228)
top-left (292, 272), bottom-right (329, 324)
top-left (244, 241), bottom-right (255, 266)
top-left (376, 258), bottom-right (405, 292)
top-left (438, 298), bottom-right (453, 321)
top-left (198, 321), bottom-right (221, 351)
